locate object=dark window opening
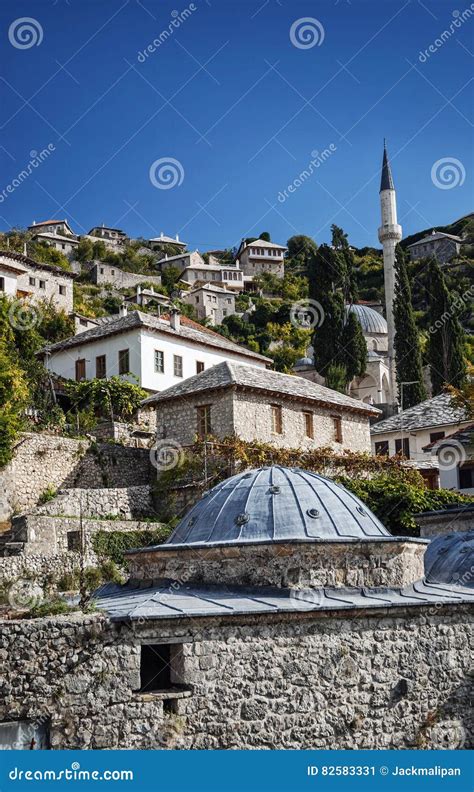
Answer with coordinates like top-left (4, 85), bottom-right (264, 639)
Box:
top-left (96, 355), bottom-right (106, 379)
top-left (196, 361), bottom-right (205, 374)
top-left (374, 441), bottom-right (389, 456)
top-left (459, 465), bottom-right (474, 490)
top-left (67, 531), bottom-right (81, 551)
top-left (196, 404), bottom-right (212, 439)
top-left (140, 644), bottom-right (173, 692)
top-left (332, 415), bottom-right (343, 443)
top-left (118, 349), bottom-right (130, 374)
top-left (75, 358), bottom-right (86, 381)
top-left (0, 277), bottom-right (4, 292)
top-left (395, 437), bottom-right (410, 458)
top-left (430, 431), bottom-right (445, 444)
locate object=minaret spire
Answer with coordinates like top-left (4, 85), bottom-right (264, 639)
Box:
top-left (378, 141), bottom-right (402, 411)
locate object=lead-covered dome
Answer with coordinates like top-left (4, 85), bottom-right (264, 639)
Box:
top-left (165, 466), bottom-right (390, 547)
top-left (347, 304), bottom-right (388, 335)
top-left (424, 530), bottom-right (474, 588)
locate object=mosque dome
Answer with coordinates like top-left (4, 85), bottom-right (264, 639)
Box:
top-left (424, 530), bottom-right (474, 588)
top-left (165, 466), bottom-right (390, 548)
top-left (294, 356), bottom-right (313, 368)
top-left (347, 304), bottom-right (388, 335)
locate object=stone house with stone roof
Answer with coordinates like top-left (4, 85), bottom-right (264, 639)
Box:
top-left (144, 360), bottom-right (380, 452)
top-left (0, 250), bottom-right (74, 312)
top-left (407, 230), bottom-right (463, 263)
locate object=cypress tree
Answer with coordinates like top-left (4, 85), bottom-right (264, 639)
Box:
top-left (393, 245), bottom-right (426, 408)
top-left (427, 258), bottom-right (467, 394)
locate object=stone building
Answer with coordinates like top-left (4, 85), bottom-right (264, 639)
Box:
top-left (144, 360), bottom-right (380, 452)
top-left (407, 230), bottom-right (463, 263)
top-left (149, 233), bottom-right (187, 252)
top-left (1, 467), bottom-right (472, 750)
top-left (88, 225), bottom-right (127, 243)
top-left (28, 219), bottom-right (75, 237)
top-left (0, 250), bottom-right (74, 312)
top-left (235, 238), bottom-right (286, 283)
top-left (89, 262), bottom-right (162, 289)
top-left (181, 283), bottom-right (235, 325)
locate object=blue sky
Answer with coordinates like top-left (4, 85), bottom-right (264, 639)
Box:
top-left (0, 0), bottom-right (472, 251)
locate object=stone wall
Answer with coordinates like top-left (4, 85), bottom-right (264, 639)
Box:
top-left (0, 605), bottom-right (471, 750)
top-left (0, 434), bottom-right (154, 521)
top-left (35, 486), bottom-right (153, 520)
top-left (90, 263), bottom-right (162, 289)
top-left (415, 506), bottom-right (474, 538)
top-left (126, 539), bottom-right (426, 589)
top-left (155, 389), bottom-right (372, 453)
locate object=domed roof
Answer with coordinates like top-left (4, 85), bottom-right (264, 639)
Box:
top-left (294, 356), bottom-right (313, 368)
top-left (165, 466), bottom-right (390, 547)
top-left (347, 304), bottom-right (388, 335)
top-left (424, 530), bottom-right (474, 588)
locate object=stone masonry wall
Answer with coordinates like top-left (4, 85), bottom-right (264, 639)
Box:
top-left (416, 507), bottom-right (474, 538)
top-left (0, 434), bottom-right (154, 521)
top-left (35, 486), bottom-right (153, 520)
top-left (0, 605), bottom-right (471, 750)
top-left (156, 391), bottom-right (234, 447)
top-left (127, 540), bottom-right (426, 589)
top-left (91, 263), bottom-right (162, 289)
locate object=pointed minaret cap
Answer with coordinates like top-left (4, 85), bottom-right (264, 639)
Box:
top-left (380, 140), bottom-right (395, 192)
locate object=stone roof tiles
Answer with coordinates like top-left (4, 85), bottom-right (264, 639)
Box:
top-left (371, 392), bottom-right (468, 435)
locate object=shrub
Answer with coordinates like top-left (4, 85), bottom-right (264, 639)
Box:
top-left (92, 527), bottom-right (172, 565)
top-left (38, 486), bottom-right (57, 505)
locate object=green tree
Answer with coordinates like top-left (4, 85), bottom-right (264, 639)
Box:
top-left (66, 376), bottom-right (147, 421)
top-left (259, 231), bottom-right (271, 242)
top-left (76, 238), bottom-right (94, 263)
top-left (161, 265), bottom-right (182, 293)
top-left (427, 258), bottom-right (467, 394)
top-left (331, 224), bottom-right (357, 302)
top-left (393, 245), bottom-right (426, 408)
top-left (286, 235), bottom-right (318, 273)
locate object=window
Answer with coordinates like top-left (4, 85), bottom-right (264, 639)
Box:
top-left (226, 298), bottom-right (232, 304)
top-left (395, 437), bottom-right (410, 458)
top-left (0, 277), bottom-right (4, 292)
top-left (374, 441), bottom-right (389, 456)
top-left (118, 349), bottom-right (130, 374)
top-left (459, 465), bottom-right (474, 490)
top-left (79, 318), bottom-right (88, 327)
top-left (154, 350), bottom-right (164, 373)
top-left (332, 416), bottom-right (343, 443)
top-left (39, 280), bottom-right (46, 290)
top-left (75, 358), bottom-right (86, 381)
top-left (111, 270), bottom-right (115, 275)
top-left (271, 405), bottom-right (283, 434)
top-left (61, 244), bottom-right (66, 250)
top-left (195, 296), bottom-right (199, 303)
top-left (58, 284), bottom-right (66, 295)
top-left (430, 431), bottom-right (445, 444)
top-left (29, 276), bottom-right (36, 286)
top-left (173, 355), bottom-right (183, 377)
top-left (223, 309), bottom-right (227, 317)
top-left (196, 404), bottom-right (212, 438)
top-left (67, 531), bottom-right (81, 551)
top-left (139, 644), bottom-right (176, 693)
top-left (303, 411), bottom-right (314, 439)
top-left (96, 355), bottom-right (106, 379)
top-left (100, 268), bottom-right (104, 274)
top-left (196, 361), bottom-right (205, 374)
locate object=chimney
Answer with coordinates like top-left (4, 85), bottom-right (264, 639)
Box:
top-left (23, 242), bottom-right (27, 255)
top-left (160, 231), bottom-right (164, 238)
top-left (137, 284), bottom-right (141, 297)
top-left (176, 234), bottom-right (179, 241)
top-left (170, 307), bottom-right (181, 331)
top-left (119, 303), bottom-right (128, 318)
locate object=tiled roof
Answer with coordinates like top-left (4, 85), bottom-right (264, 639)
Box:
top-left (0, 251), bottom-right (75, 278)
top-left (28, 219), bottom-right (66, 227)
top-left (371, 392), bottom-right (468, 435)
top-left (39, 310), bottom-right (271, 364)
top-left (423, 423), bottom-right (474, 452)
top-left (144, 360), bottom-right (380, 416)
top-left (34, 232), bottom-right (79, 243)
top-left (244, 238), bottom-right (287, 250)
top-left (94, 579), bottom-right (474, 622)
top-left (150, 234), bottom-right (186, 245)
top-left (407, 231), bottom-right (463, 247)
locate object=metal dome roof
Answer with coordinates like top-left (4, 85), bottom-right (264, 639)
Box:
top-left (165, 466), bottom-right (391, 547)
top-left (294, 356), bottom-right (313, 367)
top-left (347, 304), bottom-right (388, 335)
top-left (424, 530), bottom-right (474, 588)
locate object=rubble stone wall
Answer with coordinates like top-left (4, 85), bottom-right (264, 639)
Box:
top-left (0, 606), bottom-right (471, 750)
top-left (416, 508), bottom-right (474, 538)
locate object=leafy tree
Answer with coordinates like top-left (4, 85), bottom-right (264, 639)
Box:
top-left (66, 376), bottom-right (147, 421)
top-left (76, 238), bottom-right (94, 263)
top-left (286, 235), bottom-right (318, 273)
top-left (0, 338), bottom-right (28, 466)
top-left (427, 258), bottom-right (467, 394)
top-left (447, 363), bottom-right (474, 418)
top-left (393, 245), bottom-right (426, 408)
top-left (161, 265), bottom-right (182, 293)
top-left (341, 311), bottom-right (367, 381)
top-left (259, 231), bottom-right (271, 242)
top-left (29, 242), bottom-right (71, 271)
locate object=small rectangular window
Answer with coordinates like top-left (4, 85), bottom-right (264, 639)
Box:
top-left (140, 644), bottom-right (172, 693)
top-left (58, 284), bottom-right (66, 295)
top-left (39, 280), bottom-right (46, 290)
top-left (173, 355), bottom-right (183, 377)
top-left (374, 440), bottom-right (389, 456)
top-left (332, 416), bottom-right (343, 444)
top-left (96, 355), bottom-right (106, 379)
top-left (459, 465), bottom-right (474, 490)
top-left (196, 404), bottom-right (212, 438)
top-left (303, 411), bottom-right (314, 439)
top-left (154, 350), bottom-right (164, 373)
top-left (118, 349), bottom-right (130, 374)
top-left (430, 431), bottom-right (445, 444)
top-left (394, 437), bottom-right (410, 458)
top-left (0, 277), bottom-right (4, 292)
top-left (29, 276), bottom-right (36, 286)
top-left (196, 361), bottom-right (205, 374)
top-left (271, 405), bottom-right (283, 434)
top-left (80, 318), bottom-right (87, 326)
top-left (100, 268), bottom-right (104, 274)
top-left (67, 531), bottom-right (81, 551)
top-left (75, 358), bottom-right (86, 381)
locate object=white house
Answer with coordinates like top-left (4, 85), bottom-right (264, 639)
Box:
top-left (33, 232), bottom-right (79, 259)
top-left (235, 238), bottom-right (287, 281)
top-left (425, 425), bottom-right (474, 494)
top-left (370, 392), bottom-right (471, 462)
top-left (28, 219), bottom-right (75, 237)
top-left (149, 233), bottom-right (187, 252)
top-left (0, 250), bottom-right (74, 312)
top-left (181, 283), bottom-right (235, 325)
top-left (40, 308), bottom-right (270, 393)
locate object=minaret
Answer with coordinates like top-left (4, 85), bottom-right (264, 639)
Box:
top-left (378, 141), bottom-right (402, 408)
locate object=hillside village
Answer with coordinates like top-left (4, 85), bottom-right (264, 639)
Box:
top-left (0, 146), bottom-right (473, 752)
